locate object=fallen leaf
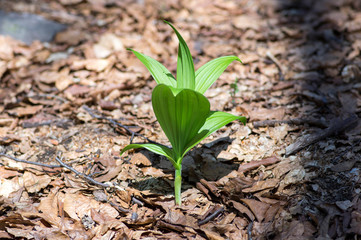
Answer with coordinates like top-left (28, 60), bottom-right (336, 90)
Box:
top-left (0, 178), bottom-right (22, 198)
top-left (141, 167), bottom-right (165, 177)
top-left (0, 36), bottom-right (14, 60)
top-left (0, 167), bottom-right (21, 179)
top-left (7, 105), bottom-right (43, 117)
top-left (229, 200), bottom-right (255, 221)
top-left (23, 171), bottom-right (52, 193)
top-left (55, 29), bottom-right (85, 45)
top-left (242, 179), bottom-right (279, 193)
top-left (64, 84), bottom-right (90, 96)
top-left (249, 107), bottom-right (285, 121)
top-left (241, 199), bottom-right (270, 222)
top-left (130, 152), bottom-right (152, 166)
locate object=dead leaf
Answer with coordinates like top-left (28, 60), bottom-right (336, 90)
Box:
top-left (229, 200), bottom-right (255, 221)
top-left (55, 29), bottom-right (86, 45)
top-left (0, 177), bottom-right (22, 198)
top-left (130, 152), bottom-right (152, 166)
top-left (241, 199), bottom-right (270, 222)
top-left (141, 167), bottom-right (165, 177)
top-left (242, 179), bottom-right (279, 193)
top-left (23, 172), bottom-right (52, 193)
top-left (64, 84), bottom-right (90, 96)
top-left (7, 105), bottom-right (43, 117)
top-left (0, 36), bottom-right (14, 60)
top-left (0, 167), bottom-right (21, 179)
top-left (249, 107), bottom-right (285, 121)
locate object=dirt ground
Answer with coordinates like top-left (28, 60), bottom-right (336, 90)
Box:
top-left (0, 0), bottom-right (361, 239)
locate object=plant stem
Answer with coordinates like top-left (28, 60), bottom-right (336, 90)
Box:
top-left (174, 166), bottom-right (182, 205)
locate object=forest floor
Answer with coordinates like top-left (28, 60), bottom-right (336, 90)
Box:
top-left (0, 0), bottom-right (361, 239)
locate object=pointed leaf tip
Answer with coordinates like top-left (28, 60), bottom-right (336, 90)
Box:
top-left (195, 56), bottom-right (242, 94)
top-left (164, 21), bottom-right (195, 90)
top-left (128, 49), bottom-right (176, 87)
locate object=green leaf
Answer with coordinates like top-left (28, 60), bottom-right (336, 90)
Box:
top-left (183, 111), bottom-right (246, 156)
top-left (164, 21), bottom-right (195, 90)
top-left (120, 143), bottom-right (178, 167)
top-left (195, 56), bottom-right (242, 94)
top-left (152, 84), bottom-right (210, 160)
top-left (128, 48), bottom-right (176, 87)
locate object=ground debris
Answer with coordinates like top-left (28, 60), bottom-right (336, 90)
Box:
top-left (0, 0), bottom-right (360, 239)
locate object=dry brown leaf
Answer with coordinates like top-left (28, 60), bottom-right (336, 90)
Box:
top-left (23, 171), bottom-right (52, 193)
top-left (130, 152), bottom-right (152, 166)
top-left (0, 36), bottom-right (14, 60)
top-left (63, 193), bottom-right (118, 222)
top-left (241, 199), bottom-right (270, 222)
top-left (0, 167), bottom-right (21, 179)
top-left (202, 229), bottom-right (224, 240)
top-left (141, 167), bottom-right (165, 177)
top-left (93, 33), bottom-right (124, 59)
top-left (85, 59), bottom-right (113, 72)
top-left (64, 84), bottom-right (90, 96)
top-left (249, 107), bottom-right (285, 121)
top-left (229, 200), bottom-right (255, 221)
top-left (38, 190), bottom-right (62, 226)
top-left (0, 134), bottom-right (20, 144)
top-left (0, 61), bottom-right (7, 78)
top-left (242, 179), bottom-right (279, 193)
top-left (164, 208), bottom-right (187, 226)
top-left (55, 29), bottom-right (86, 45)
top-left (0, 177), bottom-right (22, 198)
top-left (56, 75), bottom-right (73, 91)
top-left (7, 105), bottom-right (43, 117)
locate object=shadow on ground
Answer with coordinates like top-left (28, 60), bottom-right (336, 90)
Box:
top-left (275, 0), bottom-right (361, 238)
top-left (129, 136), bottom-right (238, 196)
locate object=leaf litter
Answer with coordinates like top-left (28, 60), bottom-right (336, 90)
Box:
top-left (0, 0), bottom-right (361, 239)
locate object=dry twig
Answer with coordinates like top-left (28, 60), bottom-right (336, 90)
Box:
top-left (55, 153), bottom-right (111, 188)
top-left (0, 152), bottom-right (62, 168)
top-left (285, 115), bottom-right (358, 156)
top-left (253, 118), bottom-right (328, 128)
top-left (83, 105), bottom-right (158, 144)
top-left (198, 206), bottom-right (224, 225)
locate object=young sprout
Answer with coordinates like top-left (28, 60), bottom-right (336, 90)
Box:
top-left (121, 21), bottom-right (246, 205)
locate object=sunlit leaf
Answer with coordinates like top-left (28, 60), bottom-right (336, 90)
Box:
top-left (183, 111), bottom-right (246, 156)
top-left (152, 84), bottom-right (210, 160)
top-left (195, 56), bottom-right (242, 94)
top-left (164, 21), bottom-right (195, 90)
top-left (128, 48), bottom-right (176, 87)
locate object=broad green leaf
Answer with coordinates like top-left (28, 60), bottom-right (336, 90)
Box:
top-left (195, 56), bottom-right (242, 94)
top-left (152, 84), bottom-right (210, 159)
top-left (183, 111), bottom-right (246, 157)
top-left (164, 21), bottom-right (195, 90)
top-left (128, 48), bottom-right (176, 87)
top-left (120, 143), bottom-right (178, 167)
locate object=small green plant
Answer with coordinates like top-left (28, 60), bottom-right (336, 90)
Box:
top-left (120, 21), bottom-right (246, 205)
top-left (230, 77), bottom-right (240, 104)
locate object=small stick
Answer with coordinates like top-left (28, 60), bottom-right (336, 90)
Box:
top-left (0, 152), bottom-right (62, 168)
top-left (132, 196), bottom-right (144, 206)
top-left (285, 115), bottom-right (358, 156)
top-left (266, 51), bottom-right (285, 81)
top-left (29, 93), bottom-right (68, 103)
top-left (55, 155), bottom-right (111, 188)
top-left (109, 201), bottom-right (130, 213)
top-left (253, 118), bottom-right (328, 129)
top-left (198, 206), bottom-right (224, 225)
top-left (247, 220), bottom-right (254, 240)
top-left (82, 105), bottom-right (158, 144)
top-left (238, 156), bottom-right (280, 173)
